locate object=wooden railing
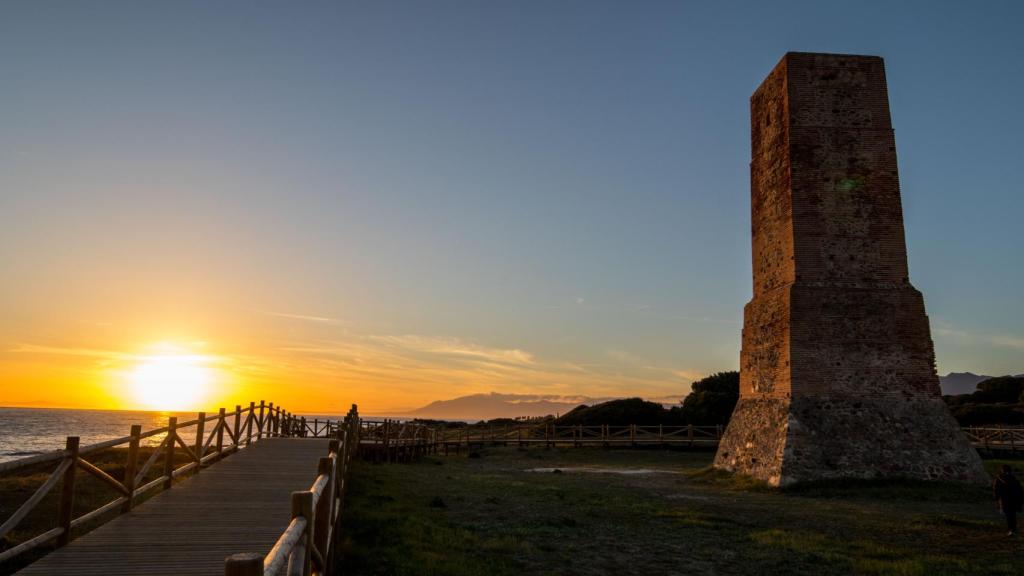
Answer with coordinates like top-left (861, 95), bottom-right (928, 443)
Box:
top-left (0, 400), bottom-right (313, 565)
top-left (224, 405), bottom-right (360, 576)
top-left (963, 426), bottom-right (1024, 452)
top-left (424, 422), bottom-right (1003, 454)
top-left (432, 423), bottom-right (724, 451)
top-left (359, 419), bottom-right (434, 462)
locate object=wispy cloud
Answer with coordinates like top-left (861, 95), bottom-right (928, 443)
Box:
top-left (260, 310), bottom-right (343, 324)
top-left (933, 321), bottom-right (1024, 350)
top-left (670, 314), bottom-right (741, 326)
top-left (7, 343), bottom-right (132, 360)
top-left (367, 334), bottom-right (534, 365)
top-left (268, 330), bottom-right (698, 411)
top-left (672, 369), bottom-right (703, 381)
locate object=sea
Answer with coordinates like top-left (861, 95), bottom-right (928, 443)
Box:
top-left (0, 407), bottom-right (352, 464)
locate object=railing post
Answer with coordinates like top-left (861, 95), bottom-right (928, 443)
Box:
top-left (56, 436), bottom-right (79, 546)
top-left (303, 416), bottom-right (308, 438)
top-left (315, 457), bottom-right (333, 565)
top-left (164, 417), bottom-right (177, 489)
top-left (330, 438), bottom-right (344, 566)
top-left (225, 552), bottom-right (264, 575)
top-left (247, 402), bottom-right (256, 445)
top-left (195, 412), bottom-right (206, 470)
top-left (234, 405), bottom-right (242, 449)
top-left (290, 491), bottom-right (314, 576)
top-left (688, 424), bottom-right (694, 447)
top-left (217, 408), bottom-right (226, 456)
top-left (267, 403), bottom-right (275, 437)
top-left (258, 400), bottom-right (266, 439)
top-left (122, 425), bottom-right (141, 513)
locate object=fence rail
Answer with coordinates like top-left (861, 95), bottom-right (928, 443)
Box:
top-left (358, 421), bottom-right (1012, 456)
top-left (430, 423), bottom-right (724, 452)
top-left (225, 405), bottom-right (360, 576)
top-left (963, 426), bottom-right (1024, 452)
top-left (0, 400), bottom-right (340, 567)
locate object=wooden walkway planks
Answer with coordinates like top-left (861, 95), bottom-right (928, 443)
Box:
top-left (18, 438), bottom-right (330, 576)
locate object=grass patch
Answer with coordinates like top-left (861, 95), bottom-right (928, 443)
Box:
top-left (783, 476), bottom-right (990, 503)
top-left (687, 465), bottom-right (773, 491)
top-left (340, 447), bottom-right (1024, 575)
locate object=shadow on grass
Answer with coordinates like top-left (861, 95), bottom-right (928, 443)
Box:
top-left (688, 465), bottom-right (991, 503)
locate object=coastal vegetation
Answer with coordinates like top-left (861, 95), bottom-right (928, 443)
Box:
top-left (413, 372), bottom-right (742, 431)
top-left (945, 376), bottom-right (1024, 426)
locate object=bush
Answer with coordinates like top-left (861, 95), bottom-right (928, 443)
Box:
top-left (948, 403), bottom-right (1024, 426)
top-left (556, 398), bottom-right (676, 426)
top-left (973, 376), bottom-right (1024, 404)
top-left (551, 371), bottom-right (741, 426)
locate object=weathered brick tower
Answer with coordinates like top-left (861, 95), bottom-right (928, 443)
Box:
top-left (713, 52), bottom-right (987, 486)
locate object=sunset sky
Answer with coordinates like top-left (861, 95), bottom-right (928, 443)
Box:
top-left (2, 1), bottom-right (1022, 414)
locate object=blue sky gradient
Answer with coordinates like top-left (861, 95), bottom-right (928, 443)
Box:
top-left (1, 1), bottom-right (1022, 410)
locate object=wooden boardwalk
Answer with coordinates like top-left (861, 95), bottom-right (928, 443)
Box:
top-left (17, 438), bottom-right (329, 575)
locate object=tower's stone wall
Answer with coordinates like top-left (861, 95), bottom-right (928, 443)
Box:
top-left (714, 53), bottom-right (987, 486)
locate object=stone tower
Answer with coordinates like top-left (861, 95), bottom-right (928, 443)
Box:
top-left (713, 52), bottom-right (987, 486)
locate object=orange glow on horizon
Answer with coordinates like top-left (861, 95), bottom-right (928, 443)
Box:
top-left (0, 329), bottom-right (703, 416)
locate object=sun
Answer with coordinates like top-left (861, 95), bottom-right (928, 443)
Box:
top-left (129, 353), bottom-right (212, 411)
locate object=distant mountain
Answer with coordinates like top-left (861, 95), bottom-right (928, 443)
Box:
top-left (939, 372), bottom-right (1024, 396)
top-left (940, 372), bottom-right (993, 396)
top-left (405, 394), bottom-right (575, 421)
top-left (404, 393), bottom-right (601, 421)
top-left (403, 392), bottom-right (686, 421)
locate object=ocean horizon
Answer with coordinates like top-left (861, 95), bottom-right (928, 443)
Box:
top-left (0, 406), bottom-right (368, 464)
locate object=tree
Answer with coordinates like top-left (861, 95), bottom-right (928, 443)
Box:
top-left (973, 376), bottom-right (1024, 404)
top-left (679, 371), bottom-right (740, 425)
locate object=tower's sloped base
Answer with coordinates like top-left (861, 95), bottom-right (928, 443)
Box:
top-left (715, 396), bottom-right (988, 486)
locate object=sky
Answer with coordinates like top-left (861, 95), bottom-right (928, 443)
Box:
top-left (1, 1), bottom-right (1022, 414)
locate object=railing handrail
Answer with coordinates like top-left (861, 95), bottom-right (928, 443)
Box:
top-left (229, 405), bottom-right (361, 576)
top-left (0, 400), bottom-right (331, 566)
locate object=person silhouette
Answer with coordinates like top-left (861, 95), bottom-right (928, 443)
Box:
top-left (993, 464), bottom-right (1024, 536)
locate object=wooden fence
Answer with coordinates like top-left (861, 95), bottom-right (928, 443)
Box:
top-left (225, 405), bottom-right (360, 576)
top-left (358, 419), bottom-right (435, 462)
top-left (358, 421), bottom-right (1024, 456)
top-left (963, 426), bottom-right (1024, 453)
top-left (431, 423), bottom-right (724, 452)
top-left (0, 400), bottom-right (326, 566)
